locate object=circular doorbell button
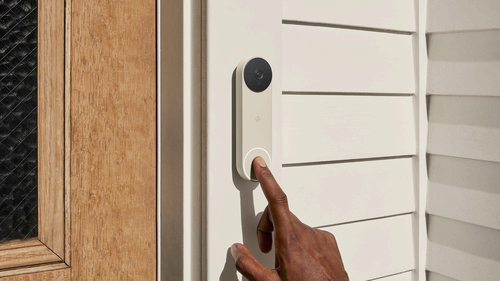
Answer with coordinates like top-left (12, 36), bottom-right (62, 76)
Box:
top-left (243, 148), bottom-right (271, 181)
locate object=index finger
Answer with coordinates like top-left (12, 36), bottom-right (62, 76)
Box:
top-left (253, 156), bottom-right (292, 233)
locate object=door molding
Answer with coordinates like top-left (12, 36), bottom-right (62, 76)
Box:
top-left (0, 0), bottom-right (71, 277)
top-left (159, 0), bottom-right (283, 279)
top-left (159, 0), bottom-right (205, 279)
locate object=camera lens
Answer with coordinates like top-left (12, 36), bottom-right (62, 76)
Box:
top-left (244, 58), bottom-right (272, 93)
top-left (254, 69), bottom-right (264, 80)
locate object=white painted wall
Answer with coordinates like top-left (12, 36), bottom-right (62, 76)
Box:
top-left (426, 0), bottom-right (500, 280)
top-left (162, 1), bottom-right (423, 280)
top-left (161, 1), bottom-right (500, 280)
top-left (280, 1), bottom-right (419, 280)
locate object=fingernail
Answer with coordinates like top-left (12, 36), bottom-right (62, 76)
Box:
top-left (230, 244), bottom-right (238, 260)
top-left (255, 156), bottom-right (267, 168)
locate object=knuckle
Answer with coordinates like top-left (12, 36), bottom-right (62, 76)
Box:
top-left (320, 229), bottom-right (334, 238)
top-left (271, 192), bottom-right (288, 206)
top-left (327, 231), bottom-right (337, 241)
top-left (289, 231), bottom-right (300, 243)
top-left (307, 226), bottom-right (320, 237)
top-left (283, 230), bottom-right (300, 247)
top-left (235, 257), bottom-right (249, 272)
top-left (324, 231), bottom-right (338, 245)
top-left (277, 229), bottom-right (300, 246)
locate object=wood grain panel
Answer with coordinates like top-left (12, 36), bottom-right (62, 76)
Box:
top-left (282, 158), bottom-right (414, 227)
top-left (427, 216), bottom-right (500, 281)
top-left (0, 267), bottom-right (69, 280)
top-left (428, 96), bottom-right (500, 162)
top-left (322, 215), bottom-right (414, 281)
top-left (282, 25), bottom-right (415, 93)
top-left (428, 155), bottom-right (500, 230)
top-left (282, 95), bottom-right (416, 164)
top-left (38, 0), bottom-right (66, 259)
top-left (63, 0), bottom-right (72, 266)
top-left (283, 0), bottom-right (415, 32)
top-left (427, 0), bottom-right (500, 32)
top-left (427, 31), bottom-right (500, 97)
top-left (70, 0), bottom-right (156, 279)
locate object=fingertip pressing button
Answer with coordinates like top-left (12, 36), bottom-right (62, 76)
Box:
top-left (243, 148), bottom-right (271, 181)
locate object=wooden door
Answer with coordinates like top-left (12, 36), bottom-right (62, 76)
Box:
top-left (0, 0), bottom-right (157, 279)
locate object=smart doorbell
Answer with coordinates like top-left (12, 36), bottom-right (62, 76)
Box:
top-left (236, 57), bottom-right (273, 181)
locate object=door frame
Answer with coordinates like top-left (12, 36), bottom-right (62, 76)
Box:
top-left (159, 0), bottom-right (283, 279)
top-left (159, 0), bottom-right (204, 279)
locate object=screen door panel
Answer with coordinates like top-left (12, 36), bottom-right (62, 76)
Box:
top-left (0, 0), bottom-right (38, 242)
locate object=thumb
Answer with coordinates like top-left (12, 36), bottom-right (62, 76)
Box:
top-left (231, 243), bottom-right (277, 281)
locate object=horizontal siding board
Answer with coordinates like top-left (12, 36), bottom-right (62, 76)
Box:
top-left (428, 96), bottom-right (500, 162)
top-left (427, 272), bottom-right (459, 281)
top-left (427, 61), bottom-right (500, 97)
top-left (427, 0), bottom-right (500, 32)
top-left (427, 31), bottom-right (500, 97)
top-left (282, 95), bottom-right (416, 164)
top-left (323, 215), bottom-right (414, 281)
top-left (283, 158), bottom-right (414, 227)
top-left (428, 30), bottom-right (500, 62)
top-left (374, 271), bottom-right (413, 281)
top-left (427, 244), bottom-right (500, 281)
top-left (283, 25), bottom-right (415, 93)
top-left (428, 183), bottom-right (500, 231)
top-left (428, 155), bottom-right (500, 230)
top-left (427, 216), bottom-right (500, 281)
top-left (428, 123), bottom-right (500, 162)
top-left (283, 0), bottom-right (415, 32)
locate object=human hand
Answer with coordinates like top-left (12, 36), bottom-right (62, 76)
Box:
top-left (231, 156), bottom-right (349, 281)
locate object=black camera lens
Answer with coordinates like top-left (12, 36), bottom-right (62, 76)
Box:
top-left (254, 69), bottom-right (264, 80)
top-left (244, 58), bottom-right (272, 93)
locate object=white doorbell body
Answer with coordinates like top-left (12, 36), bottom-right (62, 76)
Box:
top-left (236, 57), bottom-right (273, 181)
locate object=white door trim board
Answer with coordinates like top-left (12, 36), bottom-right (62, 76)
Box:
top-left (204, 0), bottom-right (282, 279)
top-left (416, 1), bottom-right (429, 280)
top-left (160, 0), bottom-right (204, 280)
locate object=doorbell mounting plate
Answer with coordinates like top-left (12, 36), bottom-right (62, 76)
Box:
top-left (236, 57), bottom-right (273, 181)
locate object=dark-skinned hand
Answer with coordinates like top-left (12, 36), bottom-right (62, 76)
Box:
top-left (231, 156), bottom-right (349, 281)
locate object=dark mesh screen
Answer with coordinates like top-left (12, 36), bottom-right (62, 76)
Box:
top-left (0, 0), bottom-right (38, 242)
